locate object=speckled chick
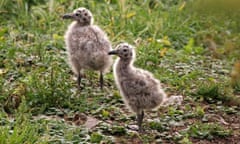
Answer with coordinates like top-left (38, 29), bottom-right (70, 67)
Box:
top-left (109, 43), bottom-right (182, 132)
top-left (63, 7), bottom-right (112, 89)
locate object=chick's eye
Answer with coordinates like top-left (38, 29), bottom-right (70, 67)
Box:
top-left (123, 49), bottom-right (127, 52)
top-left (75, 13), bottom-right (80, 16)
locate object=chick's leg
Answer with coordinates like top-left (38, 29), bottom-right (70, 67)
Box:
top-left (137, 110), bottom-right (144, 132)
top-left (77, 73), bottom-right (82, 90)
top-left (99, 72), bottom-right (103, 90)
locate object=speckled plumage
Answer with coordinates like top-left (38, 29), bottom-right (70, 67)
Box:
top-left (63, 7), bottom-right (112, 89)
top-left (109, 43), bottom-right (183, 132)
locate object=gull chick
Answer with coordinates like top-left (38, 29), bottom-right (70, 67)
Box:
top-left (63, 7), bottom-right (112, 89)
top-left (109, 43), bottom-right (183, 132)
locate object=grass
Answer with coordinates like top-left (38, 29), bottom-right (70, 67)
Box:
top-left (182, 122), bottom-right (232, 140)
top-left (0, 0), bottom-right (240, 143)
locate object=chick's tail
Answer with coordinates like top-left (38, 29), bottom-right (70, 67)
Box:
top-left (162, 95), bottom-right (183, 107)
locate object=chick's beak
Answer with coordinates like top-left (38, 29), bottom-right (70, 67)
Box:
top-left (62, 13), bottom-right (74, 19)
top-left (108, 50), bottom-right (118, 55)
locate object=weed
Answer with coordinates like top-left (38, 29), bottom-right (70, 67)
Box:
top-left (0, 101), bottom-right (47, 143)
top-left (196, 81), bottom-right (240, 106)
top-left (90, 132), bottom-right (103, 143)
top-left (182, 123), bottom-right (232, 140)
top-left (149, 121), bottom-right (166, 132)
top-left (194, 105), bottom-right (205, 118)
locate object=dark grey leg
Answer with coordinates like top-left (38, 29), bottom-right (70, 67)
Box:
top-left (99, 72), bottom-right (103, 90)
top-left (137, 110), bottom-right (144, 132)
top-left (77, 73), bottom-right (82, 90)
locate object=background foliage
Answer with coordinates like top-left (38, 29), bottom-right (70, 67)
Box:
top-left (0, 0), bottom-right (240, 143)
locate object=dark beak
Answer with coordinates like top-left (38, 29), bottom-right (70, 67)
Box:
top-left (108, 50), bottom-right (118, 55)
top-left (62, 13), bottom-right (74, 19)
